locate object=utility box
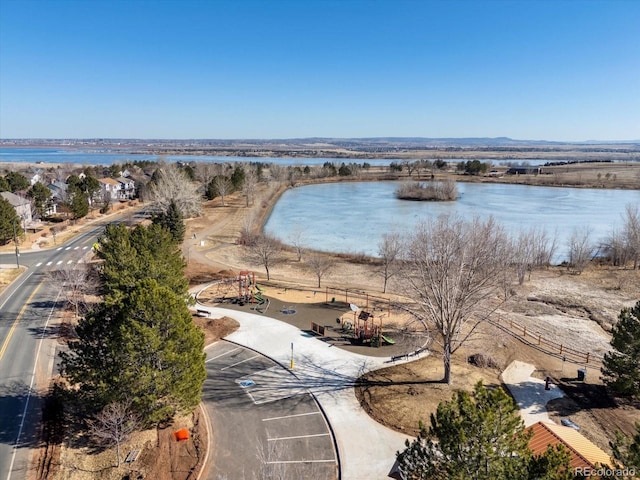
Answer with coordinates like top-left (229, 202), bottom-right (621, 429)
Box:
top-left (577, 369), bottom-right (587, 381)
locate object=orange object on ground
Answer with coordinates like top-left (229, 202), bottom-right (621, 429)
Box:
top-left (174, 428), bottom-right (189, 441)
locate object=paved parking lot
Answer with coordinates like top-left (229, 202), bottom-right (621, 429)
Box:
top-left (203, 341), bottom-right (338, 480)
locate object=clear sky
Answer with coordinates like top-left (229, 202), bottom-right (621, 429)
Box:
top-left (0, 0), bottom-right (638, 141)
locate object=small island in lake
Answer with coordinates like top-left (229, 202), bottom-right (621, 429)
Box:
top-left (395, 179), bottom-right (458, 201)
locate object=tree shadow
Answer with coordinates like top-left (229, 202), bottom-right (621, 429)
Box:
top-left (0, 381), bottom-right (47, 449)
top-left (27, 324), bottom-right (61, 339)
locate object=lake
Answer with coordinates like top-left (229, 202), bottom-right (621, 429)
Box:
top-left (264, 181), bottom-right (640, 262)
top-left (0, 147), bottom-right (548, 167)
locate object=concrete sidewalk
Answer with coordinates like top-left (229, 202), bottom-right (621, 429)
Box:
top-left (502, 360), bottom-right (565, 427)
top-left (199, 303), bottom-right (418, 480)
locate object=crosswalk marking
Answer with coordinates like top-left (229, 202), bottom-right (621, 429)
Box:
top-left (56, 247), bottom-right (62, 251)
top-left (67, 260), bottom-right (73, 264)
top-left (46, 262), bottom-right (52, 266)
top-left (64, 247), bottom-right (71, 251)
top-left (73, 246), bottom-right (79, 250)
top-left (56, 261), bottom-right (62, 265)
top-left (36, 262), bottom-right (42, 267)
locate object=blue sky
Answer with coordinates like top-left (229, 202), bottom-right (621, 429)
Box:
top-left (0, 0), bottom-right (638, 141)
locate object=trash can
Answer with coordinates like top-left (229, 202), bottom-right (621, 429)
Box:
top-left (577, 369), bottom-right (587, 381)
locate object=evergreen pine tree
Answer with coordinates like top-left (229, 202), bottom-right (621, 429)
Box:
top-left (97, 223), bottom-right (188, 299)
top-left (62, 280), bottom-right (205, 426)
top-left (602, 301), bottom-right (640, 398)
top-left (0, 197), bottom-right (20, 244)
top-left (152, 199), bottom-right (185, 243)
top-left (397, 382), bottom-right (572, 480)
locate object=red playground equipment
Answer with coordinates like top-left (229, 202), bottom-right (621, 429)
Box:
top-left (238, 270), bottom-right (255, 303)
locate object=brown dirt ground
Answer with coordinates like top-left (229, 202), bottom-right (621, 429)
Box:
top-left (14, 162), bottom-right (640, 477)
top-left (182, 175), bottom-right (640, 461)
top-left (0, 267), bottom-right (25, 294)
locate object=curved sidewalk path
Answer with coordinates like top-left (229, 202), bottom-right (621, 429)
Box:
top-left (198, 302), bottom-right (417, 480)
top-left (502, 360), bottom-right (565, 427)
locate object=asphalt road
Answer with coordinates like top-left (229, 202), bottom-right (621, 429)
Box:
top-left (0, 217), bottom-right (132, 479)
top-left (203, 342), bottom-right (338, 480)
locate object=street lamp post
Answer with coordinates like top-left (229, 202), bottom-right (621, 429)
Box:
top-left (12, 219), bottom-right (20, 268)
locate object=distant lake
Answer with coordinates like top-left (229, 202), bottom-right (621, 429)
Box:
top-left (0, 147), bottom-right (549, 167)
top-left (264, 181), bottom-right (640, 262)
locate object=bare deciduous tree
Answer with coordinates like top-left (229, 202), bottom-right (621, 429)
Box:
top-left (195, 162), bottom-right (216, 187)
top-left (306, 253), bottom-right (333, 288)
top-left (567, 226), bottom-right (594, 274)
top-left (377, 232), bottom-right (402, 293)
top-left (213, 175), bottom-right (232, 206)
top-left (247, 235), bottom-right (282, 280)
top-left (242, 166), bottom-right (258, 207)
top-left (288, 228), bottom-right (306, 262)
top-left (268, 164), bottom-right (286, 183)
top-left (88, 401), bottom-right (140, 467)
top-left (603, 228), bottom-right (629, 267)
top-left (49, 264), bottom-right (96, 318)
top-left (623, 203), bottom-right (640, 269)
top-left (149, 163), bottom-right (202, 217)
top-left (402, 215), bottom-right (508, 384)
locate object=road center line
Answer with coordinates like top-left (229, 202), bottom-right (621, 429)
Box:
top-left (0, 282), bottom-right (43, 362)
top-left (220, 354), bottom-right (260, 371)
top-left (262, 411), bottom-right (321, 422)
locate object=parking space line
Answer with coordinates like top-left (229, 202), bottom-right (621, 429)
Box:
top-left (205, 347), bottom-right (241, 363)
top-left (262, 412), bottom-right (321, 422)
top-left (267, 433), bottom-right (330, 441)
top-left (254, 391), bottom-right (305, 405)
top-left (221, 354), bottom-right (260, 371)
top-left (265, 459), bottom-right (336, 464)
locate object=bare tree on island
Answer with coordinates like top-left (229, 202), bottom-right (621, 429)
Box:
top-left (402, 216), bottom-right (508, 384)
top-left (377, 232), bottom-right (402, 293)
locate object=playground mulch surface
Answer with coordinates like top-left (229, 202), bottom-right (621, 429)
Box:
top-left (200, 292), bottom-right (428, 359)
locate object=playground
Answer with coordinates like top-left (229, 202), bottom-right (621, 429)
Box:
top-left (196, 273), bottom-right (429, 358)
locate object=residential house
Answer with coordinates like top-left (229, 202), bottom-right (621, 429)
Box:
top-left (98, 178), bottom-right (121, 202)
top-left (99, 177), bottom-right (136, 201)
top-left (48, 181), bottom-right (68, 202)
top-left (116, 176), bottom-right (135, 200)
top-left (1, 191), bottom-right (33, 225)
top-left (527, 421), bottom-right (614, 476)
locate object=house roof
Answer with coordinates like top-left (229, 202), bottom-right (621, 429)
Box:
top-left (116, 176), bottom-right (134, 184)
top-left (99, 178), bottom-right (120, 186)
top-left (1, 191), bottom-right (30, 207)
top-left (48, 181), bottom-right (67, 190)
top-left (527, 422), bottom-right (613, 469)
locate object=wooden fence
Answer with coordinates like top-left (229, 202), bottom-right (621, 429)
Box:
top-left (488, 314), bottom-right (603, 366)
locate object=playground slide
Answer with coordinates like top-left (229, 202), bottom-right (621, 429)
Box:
top-left (381, 335), bottom-right (396, 345)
